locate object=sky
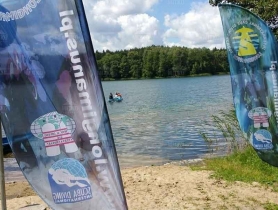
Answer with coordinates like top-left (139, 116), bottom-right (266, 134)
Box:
top-left (82, 0), bottom-right (225, 52)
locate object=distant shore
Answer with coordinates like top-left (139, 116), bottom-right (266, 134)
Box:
top-left (101, 72), bottom-right (230, 81)
top-left (2, 158), bottom-right (278, 210)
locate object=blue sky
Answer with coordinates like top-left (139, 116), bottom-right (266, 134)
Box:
top-left (149, 0), bottom-right (194, 23)
top-left (83, 0), bottom-right (225, 51)
top-left (148, 0), bottom-right (196, 45)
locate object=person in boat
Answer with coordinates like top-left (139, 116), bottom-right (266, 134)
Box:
top-left (117, 92), bottom-right (122, 97)
top-left (113, 92), bottom-right (123, 101)
top-left (109, 93), bottom-right (113, 100)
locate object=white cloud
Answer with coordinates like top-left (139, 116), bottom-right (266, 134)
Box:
top-left (83, 0), bottom-right (161, 51)
top-left (163, 2), bottom-right (225, 49)
top-left (82, 0), bottom-right (224, 51)
top-left (88, 14), bottom-right (160, 51)
top-left (90, 0), bottom-right (159, 17)
top-left (117, 15), bottom-right (160, 48)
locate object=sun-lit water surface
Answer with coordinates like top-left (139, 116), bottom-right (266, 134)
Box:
top-left (102, 75), bottom-right (234, 168)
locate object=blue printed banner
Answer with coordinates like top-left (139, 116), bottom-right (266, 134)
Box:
top-left (0, 0), bottom-right (127, 209)
top-left (219, 4), bottom-right (278, 166)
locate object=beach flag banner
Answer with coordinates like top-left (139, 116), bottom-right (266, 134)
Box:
top-left (219, 4), bottom-right (278, 166)
top-left (0, 0), bottom-right (128, 209)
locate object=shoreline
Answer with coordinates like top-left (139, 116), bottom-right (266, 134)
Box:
top-left (2, 157), bottom-right (205, 183)
top-left (101, 73), bottom-right (230, 82)
top-left (2, 158), bottom-right (278, 209)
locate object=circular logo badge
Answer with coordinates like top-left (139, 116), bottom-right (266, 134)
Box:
top-left (225, 20), bottom-right (267, 63)
top-left (252, 129), bottom-right (273, 150)
top-left (48, 158), bottom-right (93, 204)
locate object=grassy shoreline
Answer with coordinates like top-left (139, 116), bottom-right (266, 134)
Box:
top-left (192, 145), bottom-right (278, 191)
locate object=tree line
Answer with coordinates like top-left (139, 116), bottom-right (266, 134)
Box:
top-left (95, 0), bottom-right (278, 80)
top-left (95, 46), bottom-right (229, 80)
top-left (210, 0), bottom-right (278, 38)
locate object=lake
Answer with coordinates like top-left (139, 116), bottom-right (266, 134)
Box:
top-left (102, 75), bottom-right (234, 168)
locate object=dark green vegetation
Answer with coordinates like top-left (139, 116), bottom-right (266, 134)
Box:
top-left (198, 109), bottom-right (278, 196)
top-left (95, 46), bottom-right (229, 80)
top-left (210, 0), bottom-right (278, 38)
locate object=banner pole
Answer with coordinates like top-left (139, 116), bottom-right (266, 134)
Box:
top-left (0, 118), bottom-right (7, 210)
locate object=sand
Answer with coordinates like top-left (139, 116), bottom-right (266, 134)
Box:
top-left (2, 162), bottom-right (278, 210)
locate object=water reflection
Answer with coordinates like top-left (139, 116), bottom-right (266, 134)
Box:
top-left (102, 76), bottom-right (234, 167)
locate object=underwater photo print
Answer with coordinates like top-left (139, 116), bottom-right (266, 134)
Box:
top-left (219, 4), bottom-right (278, 166)
top-left (0, 0), bottom-right (127, 209)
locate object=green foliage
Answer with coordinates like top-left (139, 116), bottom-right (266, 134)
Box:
top-left (197, 145), bottom-right (278, 190)
top-left (209, 0), bottom-right (278, 38)
top-left (264, 202), bottom-right (278, 210)
top-left (96, 46), bottom-right (229, 80)
top-left (198, 107), bottom-right (278, 191)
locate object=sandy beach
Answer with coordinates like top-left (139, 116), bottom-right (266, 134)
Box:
top-left (2, 159), bottom-right (278, 210)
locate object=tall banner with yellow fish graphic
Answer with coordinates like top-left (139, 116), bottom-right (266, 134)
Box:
top-left (0, 0), bottom-right (127, 209)
top-left (219, 4), bottom-right (278, 166)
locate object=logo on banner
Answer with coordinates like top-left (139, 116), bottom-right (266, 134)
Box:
top-left (233, 27), bottom-right (258, 56)
top-left (30, 111), bottom-right (78, 156)
top-left (48, 158), bottom-right (93, 204)
top-left (252, 130), bottom-right (273, 150)
top-left (248, 107), bottom-right (271, 128)
top-left (225, 20), bottom-right (267, 63)
top-left (0, 0), bottom-right (42, 22)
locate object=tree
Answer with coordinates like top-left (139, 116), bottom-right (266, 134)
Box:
top-left (95, 46), bottom-right (230, 80)
top-left (158, 50), bottom-right (168, 77)
top-left (142, 49), bottom-right (153, 78)
top-left (119, 55), bottom-right (130, 78)
top-left (190, 62), bottom-right (199, 75)
top-left (209, 0), bottom-right (278, 38)
top-left (100, 53), bottom-right (112, 78)
top-left (127, 50), bottom-right (142, 78)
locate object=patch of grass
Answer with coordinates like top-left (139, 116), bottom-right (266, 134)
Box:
top-left (264, 202), bottom-right (278, 210)
top-left (193, 145), bottom-right (278, 188)
top-left (198, 107), bottom-right (278, 190)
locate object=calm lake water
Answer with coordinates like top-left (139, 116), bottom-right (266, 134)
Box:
top-left (102, 75), bottom-right (234, 168)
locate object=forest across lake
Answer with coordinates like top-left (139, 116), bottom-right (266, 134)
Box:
top-left (96, 45), bottom-right (229, 80)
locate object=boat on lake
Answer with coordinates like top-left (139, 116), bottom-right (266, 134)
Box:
top-left (108, 92), bottom-right (123, 103)
top-left (109, 96), bottom-right (123, 103)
